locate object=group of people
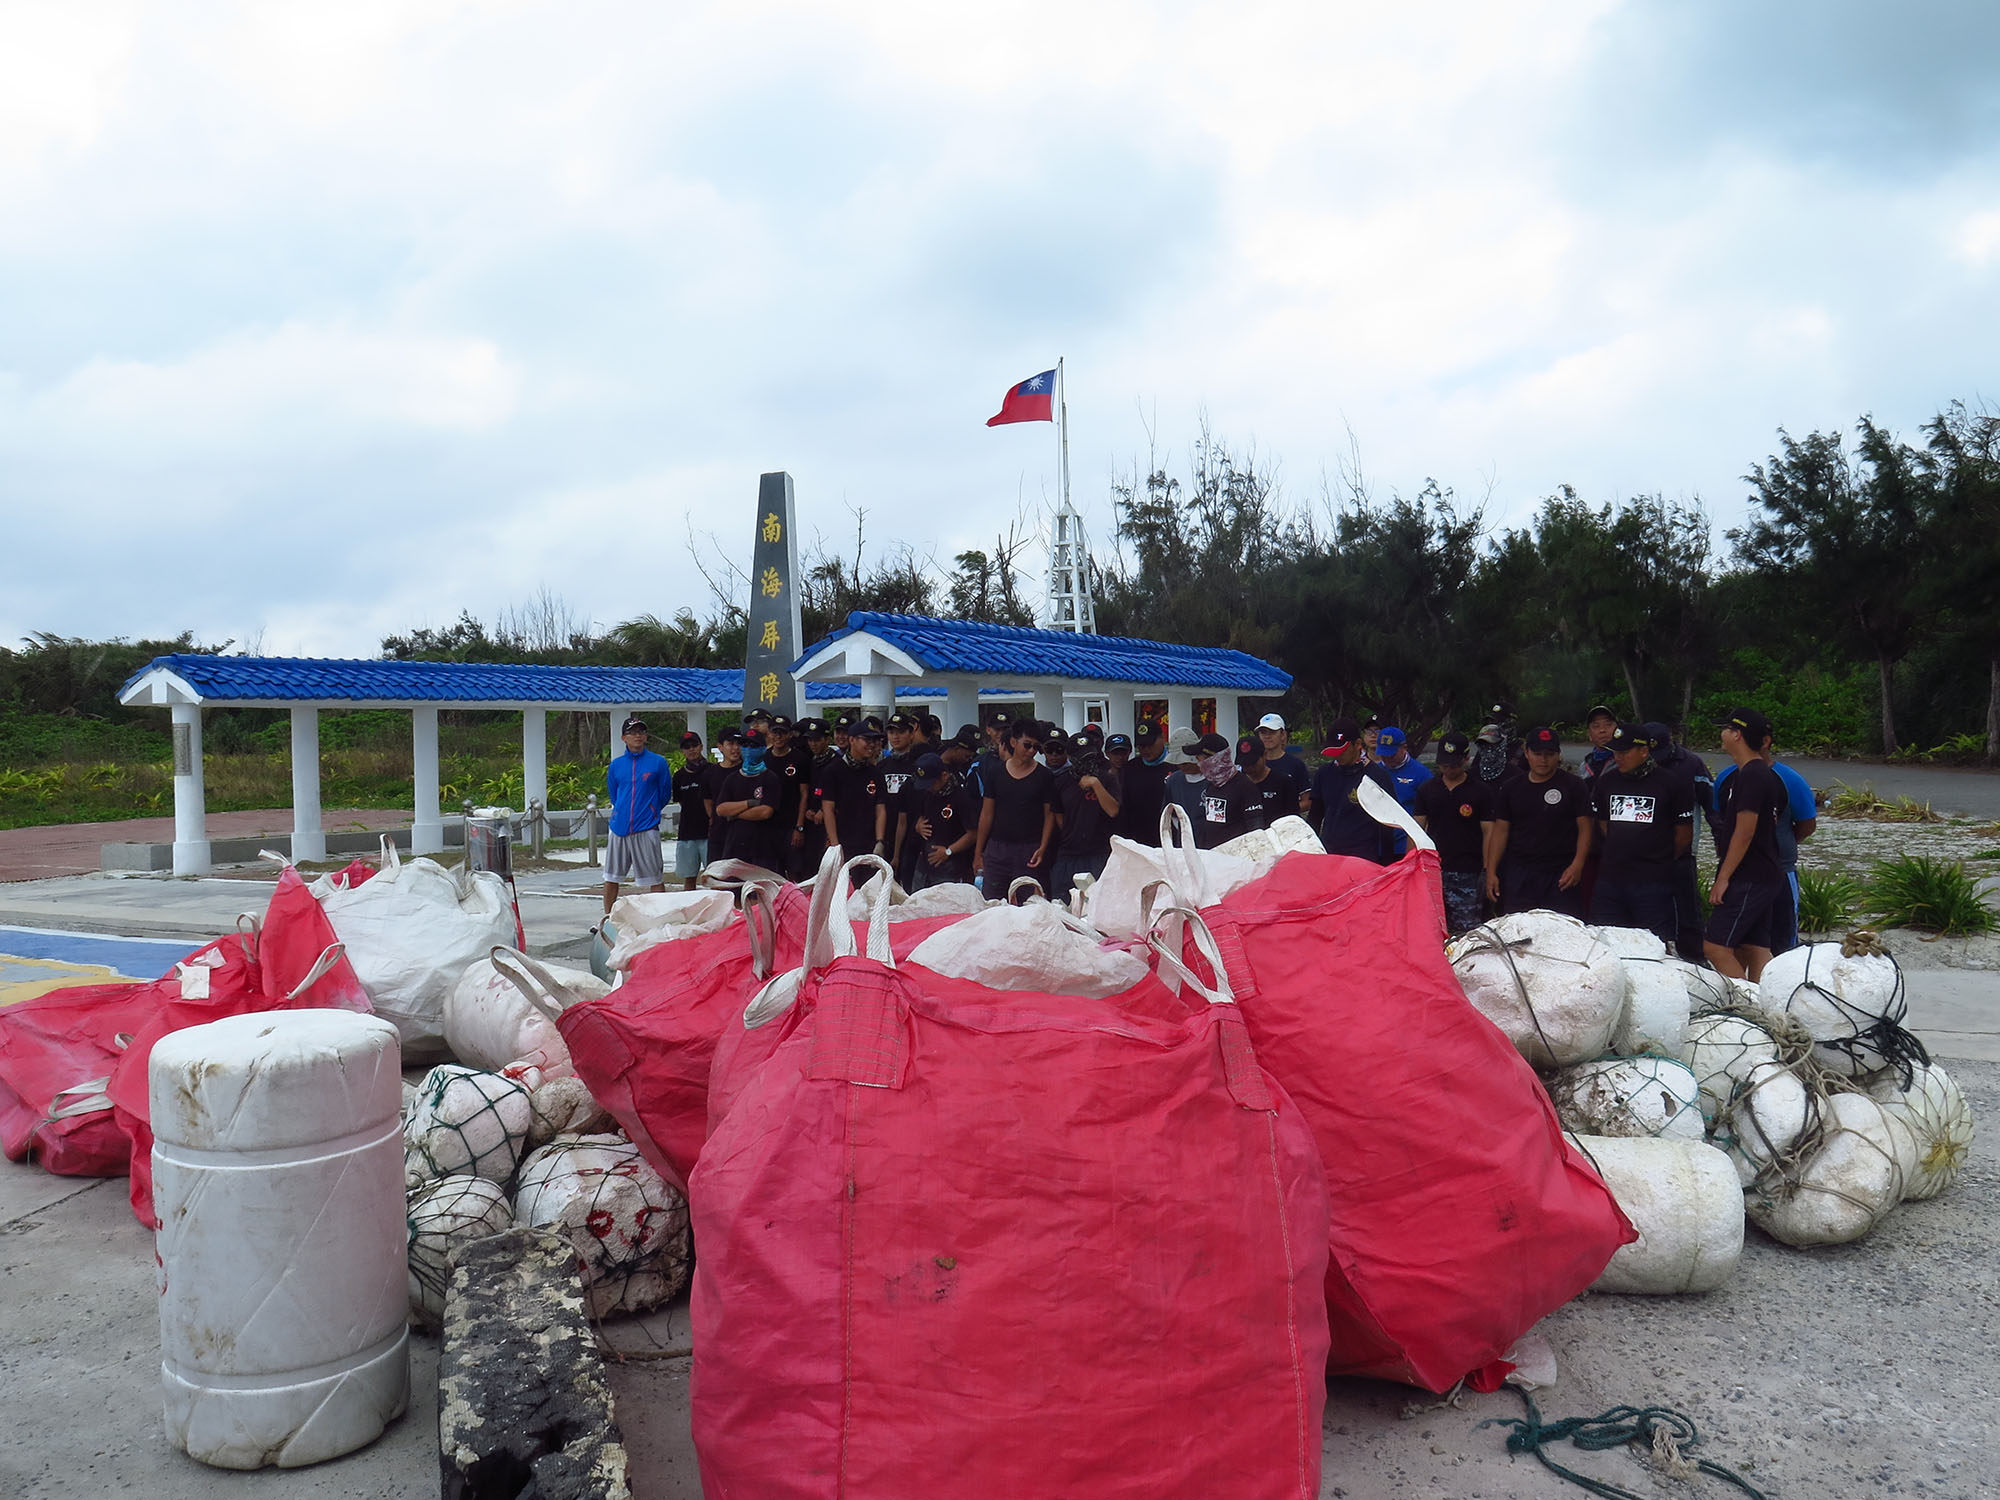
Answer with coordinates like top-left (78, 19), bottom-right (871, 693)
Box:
top-left (601, 696), bottom-right (1814, 982)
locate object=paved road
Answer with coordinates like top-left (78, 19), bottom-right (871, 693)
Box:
top-left (1779, 757), bottom-right (2000, 820)
top-left (0, 807), bottom-right (409, 883)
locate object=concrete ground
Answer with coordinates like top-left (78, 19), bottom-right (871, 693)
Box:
top-left (1, 845), bottom-right (1994, 1497)
top-left (0, 808), bottom-right (409, 883)
top-left (1782, 758), bottom-right (2000, 821)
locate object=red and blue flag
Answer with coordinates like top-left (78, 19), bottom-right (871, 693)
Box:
top-left (986, 368), bottom-right (1056, 426)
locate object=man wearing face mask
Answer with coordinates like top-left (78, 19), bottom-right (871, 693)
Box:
top-left (1181, 730), bottom-right (1265, 849)
top-left (713, 727), bottom-right (785, 873)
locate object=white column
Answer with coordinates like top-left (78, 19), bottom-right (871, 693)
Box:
top-left (945, 678), bottom-right (981, 737)
top-left (1107, 692), bottom-right (1136, 739)
top-left (860, 674), bottom-right (893, 722)
top-left (1165, 691), bottom-right (1195, 736)
top-left (1032, 681), bottom-right (1063, 727)
top-left (1214, 693), bottom-right (1241, 741)
top-left (522, 708), bottom-right (547, 811)
top-left (1062, 695), bottom-right (1086, 733)
top-left (412, 706), bottom-right (443, 854)
top-left (609, 709), bottom-right (626, 750)
top-left (170, 701), bottom-right (210, 876)
top-left (290, 706), bottom-right (325, 864)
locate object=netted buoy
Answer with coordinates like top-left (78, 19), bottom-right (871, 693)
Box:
top-left (1449, 913), bottom-right (1629, 1069)
top-left (513, 1133), bottom-right (692, 1318)
top-left (1547, 1057), bottom-right (1704, 1142)
top-left (1683, 1014), bottom-right (1780, 1126)
top-left (1574, 1135), bottom-right (1744, 1294)
top-left (1868, 1063), bottom-right (1974, 1201)
top-left (1747, 1091), bottom-right (1905, 1246)
top-left (403, 1065), bottom-right (533, 1189)
top-left (406, 1175), bottom-right (512, 1328)
top-left (1758, 937), bottom-right (1924, 1079)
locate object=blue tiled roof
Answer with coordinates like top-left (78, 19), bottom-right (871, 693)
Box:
top-left (119, 655), bottom-right (1015, 707)
top-left (795, 613), bottom-right (1291, 691)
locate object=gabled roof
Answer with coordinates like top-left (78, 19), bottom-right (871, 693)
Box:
top-left (116, 655), bottom-right (1012, 709)
top-left (793, 612), bottom-right (1291, 692)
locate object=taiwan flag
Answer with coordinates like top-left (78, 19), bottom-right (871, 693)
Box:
top-left (986, 368), bottom-right (1056, 426)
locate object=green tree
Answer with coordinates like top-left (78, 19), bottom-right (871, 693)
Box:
top-left (1921, 401), bottom-right (2000, 760)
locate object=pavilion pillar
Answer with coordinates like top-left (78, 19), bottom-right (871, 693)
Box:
top-left (412, 707), bottom-right (444, 854)
top-left (1165, 691), bottom-right (1195, 737)
top-left (1214, 692), bottom-right (1241, 741)
top-left (1032, 681), bottom-right (1063, 728)
top-left (945, 678), bottom-right (981, 736)
top-left (1107, 691), bottom-right (1136, 740)
top-left (860, 674), bottom-right (894, 723)
top-left (290, 706), bottom-right (326, 864)
top-left (523, 708), bottom-right (547, 812)
top-left (1061, 696), bottom-right (1086, 734)
top-left (609, 710), bottom-right (626, 751)
top-left (170, 701), bottom-right (211, 877)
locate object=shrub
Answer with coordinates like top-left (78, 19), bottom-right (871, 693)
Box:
top-left (1796, 869), bottom-right (1866, 934)
top-left (1824, 782), bottom-right (1942, 824)
top-left (1866, 855), bottom-right (1999, 936)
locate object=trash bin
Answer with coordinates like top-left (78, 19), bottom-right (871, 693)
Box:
top-left (466, 814), bottom-right (513, 882)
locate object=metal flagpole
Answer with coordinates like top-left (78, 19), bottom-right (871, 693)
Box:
top-left (1056, 356), bottom-right (1071, 513)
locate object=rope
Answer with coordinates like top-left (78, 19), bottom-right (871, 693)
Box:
top-left (1452, 921), bottom-right (1566, 1067)
top-left (1479, 1386), bottom-right (1768, 1500)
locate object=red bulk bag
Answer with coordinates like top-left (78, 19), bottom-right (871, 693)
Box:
top-left (1186, 845), bottom-right (1634, 1392)
top-left (690, 871), bottom-right (1330, 1500)
top-left (0, 980), bottom-right (157, 1177)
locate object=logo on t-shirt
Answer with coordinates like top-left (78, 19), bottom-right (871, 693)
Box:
top-left (884, 773), bottom-right (909, 794)
top-left (1203, 794), bottom-right (1227, 823)
top-left (1543, 788), bottom-right (1563, 805)
top-left (1459, 802), bottom-right (1476, 818)
top-left (940, 804), bottom-right (955, 821)
top-left (1608, 794), bottom-right (1655, 824)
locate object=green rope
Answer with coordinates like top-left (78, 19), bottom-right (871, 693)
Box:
top-left (1478, 1386), bottom-right (1769, 1500)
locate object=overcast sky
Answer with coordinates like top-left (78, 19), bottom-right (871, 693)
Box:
top-left (5, 1), bottom-right (1999, 658)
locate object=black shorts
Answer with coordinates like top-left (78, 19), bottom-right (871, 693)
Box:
top-left (1706, 879), bottom-right (1779, 951)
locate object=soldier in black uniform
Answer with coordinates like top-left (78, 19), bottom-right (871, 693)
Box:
top-left (793, 719), bottom-right (840, 878)
top-left (825, 716), bottom-right (890, 858)
top-left (713, 728), bottom-right (786, 872)
top-left (1115, 721), bottom-right (1173, 845)
top-left (1486, 726), bottom-right (1592, 917)
top-left (909, 752), bottom-right (979, 888)
top-left (705, 727), bottom-right (742, 867)
top-left (1182, 731), bottom-right (1265, 849)
top-left (1588, 723), bottom-right (1693, 947)
top-left (1235, 734), bottom-right (1295, 828)
top-left (878, 713), bottom-right (922, 884)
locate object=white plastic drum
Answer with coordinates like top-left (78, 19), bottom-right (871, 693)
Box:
top-left (151, 1010), bottom-right (409, 1469)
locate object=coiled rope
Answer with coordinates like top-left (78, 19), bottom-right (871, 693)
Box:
top-left (1479, 1386), bottom-right (1768, 1499)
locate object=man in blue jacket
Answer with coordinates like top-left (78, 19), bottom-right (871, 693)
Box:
top-left (603, 715), bottom-right (669, 914)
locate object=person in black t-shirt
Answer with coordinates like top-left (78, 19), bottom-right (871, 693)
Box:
top-left (878, 713), bottom-right (922, 884)
top-left (669, 730), bottom-right (715, 890)
top-left (910, 752), bottom-right (980, 888)
top-left (1236, 735), bottom-right (1296, 830)
top-left (1255, 714), bottom-right (1313, 811)
top-left (713, 729), bottom-right (786, 872)
top-left (975, 718), bottom-right (1057, 898)
top-left (704, 728), bottom-right (742, 867)
top-left (1049, 745), bottom-right (1123, 898)
top-left (788, 720), bottom-right (835, 879)
top-left (1588, 724), bottom-right (1693, 947)
top-left (825, 717), bottom-right (891, 857)
top-left (1486, 725), bottom-right (1592, 917)
top-left (1310, 716), bottom-right (1396, 862)
top-left (1705, 707), bottom-right (1790, 979)
top-left (1113, 722), bottom-right (1173, 845)
top-left (1412, 731), bottom-right (1493, 934)
top-left (1181, 731), bottom-right (1265, 850)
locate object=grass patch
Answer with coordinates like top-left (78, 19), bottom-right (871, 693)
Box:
top-left (1866, 854), bottom-right (1999, 936)
top-left (1825, 781), bottom-right (1944, 824)
top-left (1796, 868), bottom-right (1866, 934)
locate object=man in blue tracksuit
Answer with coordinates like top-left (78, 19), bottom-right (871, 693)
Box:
top-left (1371, 726), bottom-right (1430, 857)
top-left (603, 715), bottom-right (670, 914)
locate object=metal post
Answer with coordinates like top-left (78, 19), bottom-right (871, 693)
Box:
top-left (586, 794), bottom-right (599, 866)
top-left (529, 798), bottom-right (546, 859)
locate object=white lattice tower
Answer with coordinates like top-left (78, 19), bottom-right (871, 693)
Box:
top-left (1043, 501), bottom-right (1097, 633)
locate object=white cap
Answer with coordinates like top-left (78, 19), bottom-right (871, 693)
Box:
top-left (1257, 713), bottom-right (1286, 732)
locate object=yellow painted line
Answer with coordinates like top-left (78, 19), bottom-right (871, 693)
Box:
top-left (0, 956), bottom-right (137, 1007)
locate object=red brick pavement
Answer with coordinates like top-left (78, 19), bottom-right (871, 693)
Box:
top-left (0, 809), bottom-right (410, 882)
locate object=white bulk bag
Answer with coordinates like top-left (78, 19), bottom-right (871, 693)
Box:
top-left (1683, 1014), bottom-right (1780, 1125)
top-left (1213, 814), bottom-right (1326, 864)
top-left (603, 888), bottom-right (738, 972)
top-left (1717, 1060), bottom-right (1811, 1189)
top-left (1868, 1063), bottom-right (1975, 1201)
top-left (309, 838), bottom-right (515, 1058)
top-left (909, 897), bottom-right (1151, 1000)
top-left (512, 1133), bottom-right (692, 1318)
top-left (1085, 807), bottom-right (1259, 940)
top-left (1546, 1057), bottom-right (1704, 1141)
top-left (846, 872), bottom-right (990, 922)
top-left (405, 1176), bottom-right (512, 1328)
top-left (1448, 912), bottom-right (1629, 1069)
top-left (403, 1065), bottom-right (533, 1189)
top-left (1574, 1135), bottom-right (1743, 1294)
top-left (1747, 1091), bottom-right (1906, 1246)
top-left (444, 948), bottom-right (608, 1079)
top-left (1758, 941), bottom-right (1909, 1076)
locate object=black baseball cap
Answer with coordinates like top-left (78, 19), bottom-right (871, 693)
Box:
top-left (1719, 707), bottom-right (1773, 747)
top-left (1075, 723), bottom-right (1104, 747)
top-left (799, 717), bottom-right (828, 737)
top-left (1184, 730), bottom-right (1231, 756)
top-left (1106, 733), bottom-right (1133, 752)
top-left (621, 716), bottom-right (648, 735)
top-left (1436, 731), bottom-right (1470, 759)
top-left (887, 712), bottom-right (915, 730)
top-left (951, 724), bottom-right (983, 749)
top-left (745, 709), bottom-right (773, 726)
top-left (1609, 722), bottom-right (1651, 751)
top-left (1523, 726), bottom-right (1561, 752)
top-left (853, 715), bottom-right (887, 740)
top-left (1235, 734), bottom-right (1265, 763)
top-left (1362, 711), bottom-right (1380, 728)
top-left (767, 714), bottom-right (794, 734)
top-left (1321, 715), bottom-right (1360, 756)
top-left (717, 725), bottom-right (744, 743)
top-left (1043, 729), bottom-right (1072, 753)
top-left (989, 709), bottom-right (1013, 729)
top-left (914, 752), bottom-right (946, 781)
top-left (920, 713), bottom-right (942, 735)
top-left (834, 713), bottom-right (857, 732)
top-left (742, 728), bottom-right (767, 750)
top-left (1586, 704), bottom-right (1617, 723)
top-left (1136, 721), bottom-right (1163, 746)
top-left (1641, 720), bottom-right (1675, 749)
top-left (679, 730), bottom-right (703, 749)
top-left (1489, 701), bottom-right (1515, 719)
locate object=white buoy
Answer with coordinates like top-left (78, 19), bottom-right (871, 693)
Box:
top-left (1575, 1135), bottom-right (1744, 1294)
top-left (152, 1010), bottom-right (409, 1469)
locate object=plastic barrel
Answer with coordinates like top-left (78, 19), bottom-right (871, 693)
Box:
top-left (151, 1010), bottom-right (409, 1469)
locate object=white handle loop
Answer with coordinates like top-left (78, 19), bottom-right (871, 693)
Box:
top-left (489, 945), bottom-right (584, 1024)
top-left (740, 881), bottom-right (781, 981)
top-left (1356, 775), bottom-right (1436, 853)
top-left (281, 943), bottom-right (349, 1002)
top-left (1156, 802), bottom-right (1217, 908)
top-left (1143, 890), bottom-right (1237, 1007)
top-left (826, 854), bottom-right (897, 965)
top-left (379, 834), bottom-right (402, 874)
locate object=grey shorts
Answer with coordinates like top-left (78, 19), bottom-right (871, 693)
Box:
top-left (604, 829), bottom-right (665, 886)
top-left (672, 837), bottom-right (706, 879)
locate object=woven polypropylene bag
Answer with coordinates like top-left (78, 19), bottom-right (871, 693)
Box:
top-left (1183, 848), bottom-right (1634, 1392)
top-left (689, 873), bottom-right (1331, 1500)
top-left (514, 1133), bottom-right (692, 1318)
